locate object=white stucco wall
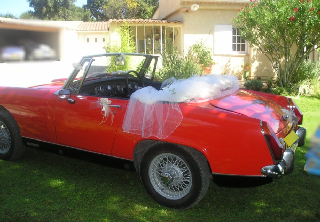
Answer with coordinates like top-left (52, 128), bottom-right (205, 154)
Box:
top-left (77, 32), bottom-right (108, 57)
top-left (155, 0), bottom-right (181, 19)
top-left (59, 29), bottom-right (81, 62)
top-left (181, 9), bottom-right (250, 78)
top-left (156, 0), bottom-right (279, 79)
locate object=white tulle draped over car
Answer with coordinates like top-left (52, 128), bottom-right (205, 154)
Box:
top-left (122, 74), bottom-right (239, 139)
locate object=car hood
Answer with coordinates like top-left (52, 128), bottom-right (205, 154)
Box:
top-left (208, 90), bottom-right (290, 134)
top-left (28, 81), bottom-right (65, 90)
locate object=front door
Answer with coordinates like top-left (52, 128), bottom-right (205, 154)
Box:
top-left (54, 95), bottom-right (127, 154)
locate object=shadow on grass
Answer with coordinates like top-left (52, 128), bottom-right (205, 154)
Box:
top-left (23, 138), bottom-right (136, 171)
top-left (212, 175), bottom-right (273, 188)
top-left (0, 136), bottom-right (319, 222)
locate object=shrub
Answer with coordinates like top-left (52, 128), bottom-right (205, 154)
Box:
top-left (244, 79), bottom-right (264, 91)
top-left (261, 78), bottom-right (274, 93)
top-left (290, 61), bottom-right (320, 97)
top-left (190, 41), bottom-right (213, 68)
top-left (156, 43), bottom-right (202, 81)
top-left (270, 85), bottom-right (299, 96)
top-left (292, 60), bottom-right (320, 84)
top-left (105, 25), bottom-right (136, 72)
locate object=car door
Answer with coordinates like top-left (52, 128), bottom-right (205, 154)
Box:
top-left (54, 94), bottom-right (128, 154)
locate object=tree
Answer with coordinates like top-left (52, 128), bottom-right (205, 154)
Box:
top-left (68, 4), bottom-right (91, 21)
top-left (233, 0), bottom-right (320, 87)
top-left (28, 0), bottom-right (74, 20)
top-left (28, 0), bottom-right (91, 21)
top-left (136, 0), bottom-right (159, 19)
top-left (86, 0), bottom-right (158, 20)
top-left (0, 13), bottom-right (17, 19)
top-left (19, 11), bottom-right (37, 19)
top-left (103, 0), bottom-right (128, 19)
top-left (86, 0), bottom-right (108, 21)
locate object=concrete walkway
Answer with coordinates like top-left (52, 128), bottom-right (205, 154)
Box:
top-left (0, 61), bottom-right (246, 89)
top-left (0, 61), bottom-right (74, 87)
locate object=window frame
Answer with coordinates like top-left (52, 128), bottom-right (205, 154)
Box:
top-left (232, 28), bottom-right (247, 54)
top-left (214, 25), bottom-right (248, 55)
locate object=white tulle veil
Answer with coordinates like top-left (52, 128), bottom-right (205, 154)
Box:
top-left (122, 74), bottom-right (239, 139)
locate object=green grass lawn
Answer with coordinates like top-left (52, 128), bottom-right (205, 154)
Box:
top-left (1, 96), bottom-right (320, 222)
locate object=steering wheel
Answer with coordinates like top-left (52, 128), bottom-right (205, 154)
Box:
top-left (124, 70), bottom-right (140, 96)
top-left (126, 70), bottom-right (139, 78)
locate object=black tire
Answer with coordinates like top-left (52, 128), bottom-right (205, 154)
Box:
top-left (0, 110), bottom-right (25, 160)
top-left (139, 144), bottom-right (211, 209)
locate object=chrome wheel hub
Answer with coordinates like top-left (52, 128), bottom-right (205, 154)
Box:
top-left (149, 153), bottom-right (192, 200)
top-left (0, 121), bottom-right (11, 154)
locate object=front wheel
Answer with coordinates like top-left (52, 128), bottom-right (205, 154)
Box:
top-left (0, 110), bottom-right (25, 160)
top-left (139, 144), bottom-right (211, 208)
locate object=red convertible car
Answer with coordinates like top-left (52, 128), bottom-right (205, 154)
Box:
top-left (0, 53), bottom-right (306, 208)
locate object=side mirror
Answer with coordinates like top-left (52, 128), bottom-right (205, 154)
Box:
top-left (58, 89), bottom-right (76, 104)
top-left (58, 89), bottom-right (71, 101)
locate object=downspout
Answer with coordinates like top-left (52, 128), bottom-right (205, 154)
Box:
top-left (160, 25), bottom-right (163, 54)
top-left (135, 26), bottom-right (138, 53)
top-left (144, 25), bottom-right (146, 54)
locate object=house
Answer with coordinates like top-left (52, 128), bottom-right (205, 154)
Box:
top-left (150, 0), bottom-right (319, 79)
top-left (0, 17), bottom-right (182, 63)
top-left (1, 0), bottom-right (318, 79)
top-left (101, 0), bottom-right (258, 79)
top-left (152, 0), bottom-right (253, 79)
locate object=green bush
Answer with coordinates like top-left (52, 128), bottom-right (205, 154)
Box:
top-left (244, 79), bottom-right (264, 91)
top-left (190, 41), bottom-right (213, 68)
top-left (290, 61), bottom-right (320, 97)
top-left (105, 25), bottom-right (136, 72)
top-left (260, 61), bottom-right (320, 97)
top-left (270, 85), bottom-right (299, 96)
top-left (260, 78), bottom-right (274, 93)
top-left (292, 60), bottom-right (320, 84)
top-left (156, 43), bottom-right (202, 81)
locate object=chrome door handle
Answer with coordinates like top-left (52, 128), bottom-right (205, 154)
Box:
top-left (108, 105), bottom-right (122, 108)
top-left (67, 98), bottom-right (75, 104)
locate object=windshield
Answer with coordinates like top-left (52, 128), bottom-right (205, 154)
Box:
top-left (66, 53), bottom-right (159, 94)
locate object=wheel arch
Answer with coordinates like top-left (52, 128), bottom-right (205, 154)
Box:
top-left (0, 107), bottom-right (25, 160)
top-left (0, 105), bottom-right (7, 111)
top-left (0, 105), bottom-right (17, 124)
top-left (133, 140), bottom-right (211, 174)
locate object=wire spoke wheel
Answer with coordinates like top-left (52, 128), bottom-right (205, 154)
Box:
top-left (140, 144), bottom-right (210, 208)
top-left (0, 120), bottom-right (11, 154)
top-left (0, 110), bottom-right (25, 160)
top-left (149, 153), bottom-right (192, 200)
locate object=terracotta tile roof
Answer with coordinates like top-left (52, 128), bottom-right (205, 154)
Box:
top-left (76, 20), bottom-right (181, 31)
top-left (0, 18), bottom-right (182, 32)
top-left (77, 21), bottom-right (109, 31)
top-left (109, 19), bottom-right (182, 24)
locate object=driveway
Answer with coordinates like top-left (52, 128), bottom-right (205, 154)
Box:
top-left (0, 61), bottom-right (74, 87)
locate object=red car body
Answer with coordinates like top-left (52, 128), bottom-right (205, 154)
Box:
top-left (0, 53), bottom-right (306, 208)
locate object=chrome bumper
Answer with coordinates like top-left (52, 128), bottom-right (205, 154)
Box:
top-left (261, 127), bottom-right (306, 179)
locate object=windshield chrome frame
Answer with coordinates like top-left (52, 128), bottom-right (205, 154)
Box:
top-left (61, 53), bottom-right (158, 95)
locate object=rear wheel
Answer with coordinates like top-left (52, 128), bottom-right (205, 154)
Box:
top-left (139, 144), bottom-right (210, 208)
top-left (0, 110), bottom-right (25, 160)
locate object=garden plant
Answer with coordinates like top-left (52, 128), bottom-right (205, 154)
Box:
top-left (233, 0), bottom-right (320, 87)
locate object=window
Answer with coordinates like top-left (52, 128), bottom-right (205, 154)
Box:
top-left (232, 28), bottom-right (246, 53)
top-left (214, 25), bottom-right (247, 54)
top-left (103, 38), bottom-right (105, 42)
top-left (95, 38), bottom-right (97, 43)
top-left (87, 38), bottom-right (90, 43)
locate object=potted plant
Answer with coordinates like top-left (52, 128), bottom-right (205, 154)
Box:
top-left (242, 62), bottom-right (252, 80)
